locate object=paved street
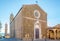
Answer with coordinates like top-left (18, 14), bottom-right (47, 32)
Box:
top-left (0, 38), bottom-right (22, 41)
top-left (0, 38), bottom-right (60, 41)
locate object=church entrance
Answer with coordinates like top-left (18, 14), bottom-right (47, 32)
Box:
top-left (35, 28), bottom-right (39, 39)
top-left (34, 20), bottom-right (41, 39)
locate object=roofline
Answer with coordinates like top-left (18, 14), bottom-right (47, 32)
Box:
top-left (10, 6), bottom-right (23, 24)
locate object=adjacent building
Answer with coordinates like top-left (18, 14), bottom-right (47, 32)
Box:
top-left (47, 24), bottom-right (60, 39)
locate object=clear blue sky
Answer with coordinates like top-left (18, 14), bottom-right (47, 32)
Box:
top-left (0, 0), bottom-right (60, 33)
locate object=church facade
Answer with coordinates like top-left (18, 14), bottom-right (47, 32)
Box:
top-left (10, 4), bottom-right (47, 39)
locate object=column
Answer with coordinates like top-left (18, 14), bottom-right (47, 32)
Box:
top-left (53, 29), bottom-right (56, 40)
top-left (47, 30), bottom-right (49, 39)
top-left (57, 30), bottom-right (60, 39)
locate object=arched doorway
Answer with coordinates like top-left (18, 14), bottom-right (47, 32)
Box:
top-left (35, 28), bottom-right (39, 39)
top-left (34, 21), bottom-right (41, 39)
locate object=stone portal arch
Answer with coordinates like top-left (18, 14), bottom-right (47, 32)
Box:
top-left (34, 20), bottom-right (42, 39)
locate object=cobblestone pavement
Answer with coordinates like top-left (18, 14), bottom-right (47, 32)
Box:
top-left (0, 38), bottom-right (22, 41)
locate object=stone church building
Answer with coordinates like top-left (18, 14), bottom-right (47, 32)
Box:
top-left (10, 4), bottom-right (47, 39)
